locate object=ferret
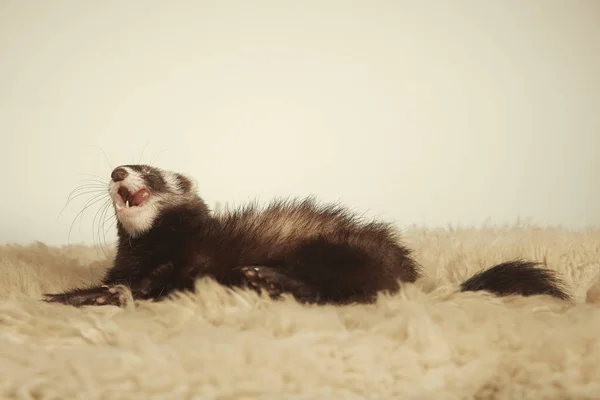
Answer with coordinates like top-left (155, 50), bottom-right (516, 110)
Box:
top-left (43, 164), bottom-right (570, 307)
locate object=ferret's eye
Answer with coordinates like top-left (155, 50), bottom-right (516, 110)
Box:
top-left (145, 174), bottom-right (165, 190)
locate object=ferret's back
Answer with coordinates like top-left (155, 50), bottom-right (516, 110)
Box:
top-left (217, 198), bottom-right (390, 240)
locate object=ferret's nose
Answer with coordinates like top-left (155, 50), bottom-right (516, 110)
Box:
top-left (111, 167), bottom-right (128, 182)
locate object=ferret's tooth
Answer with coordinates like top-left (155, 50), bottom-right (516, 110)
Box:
top-left (126, 200), bottom-right (130, 208)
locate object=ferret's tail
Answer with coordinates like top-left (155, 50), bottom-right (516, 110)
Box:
top-left (459, 260), bottom-right (570, 300)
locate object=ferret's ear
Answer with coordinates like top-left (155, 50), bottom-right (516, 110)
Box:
top-left (179, 174), bottom-right (198, 193)
top-left (188, 176), bottom-right (198, 193)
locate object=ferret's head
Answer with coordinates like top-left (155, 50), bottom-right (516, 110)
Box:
top-left (108, 164), bottom-right (199, 238)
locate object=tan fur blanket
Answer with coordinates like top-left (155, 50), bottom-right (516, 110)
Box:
top-left (1, 225), bottom-right (599, 399)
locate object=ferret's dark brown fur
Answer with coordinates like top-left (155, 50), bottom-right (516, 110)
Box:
top-left (44, 164), bottom-right (570, 307)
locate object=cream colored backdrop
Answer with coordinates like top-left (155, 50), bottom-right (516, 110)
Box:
top-left (1, 0), bottom-right (599, 245)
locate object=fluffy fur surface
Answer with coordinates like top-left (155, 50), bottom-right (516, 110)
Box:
top-left (1, 225), bottom-right (600, 399)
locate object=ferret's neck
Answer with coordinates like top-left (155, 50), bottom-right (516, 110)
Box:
top-left (116, 198), bottom-right (212, 243)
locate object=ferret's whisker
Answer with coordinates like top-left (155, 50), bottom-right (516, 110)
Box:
top-left (97, 200), bottom-right (114, 258)
top-left (92, 198), bottom-right (111, 250)
top-left (76, 173), bottom-right (110, 184)
top-left (102, 218), bottom-right (117, 255)
top-left (96, 201), bottom-right (113, 259)
top-left (68, 194), bottom-right (111, 246)
top-left (138, 141), bottom-right (149, 165)
top-left (64, 184), bottom-right (107, 203)
top-left (149, 148), bottom-right (168, 167)
top-left (57, 189), bottom-right (108, 222)
top-left (67, 188), bottom-right (107, 203)
top-left (86, 145), bottom-right (113, 172)
top-left (77, 179), bottom-right (108, 187)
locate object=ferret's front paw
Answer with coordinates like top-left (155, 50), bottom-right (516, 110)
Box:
top-left (43, 285), bottom-right (129, 307)
top-left (94, 285), bottom-right (128, 306)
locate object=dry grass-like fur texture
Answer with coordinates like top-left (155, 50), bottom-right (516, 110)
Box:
top-left (1, 225), bottom-right (600, 399)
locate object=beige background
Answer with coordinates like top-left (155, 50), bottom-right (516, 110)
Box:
top-left (1, 0), bottom-right (599, 245)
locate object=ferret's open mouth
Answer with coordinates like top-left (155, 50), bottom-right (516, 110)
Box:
top-left (117, 186), bottom-right (151, 209)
